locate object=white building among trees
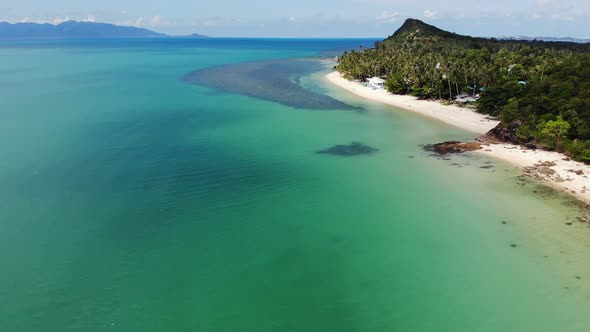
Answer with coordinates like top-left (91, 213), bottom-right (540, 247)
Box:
top-left (367, 77), bottom-right (386, 89)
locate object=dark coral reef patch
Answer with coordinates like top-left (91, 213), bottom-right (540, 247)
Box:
top-left (316, 142), bottom-right (378, 156)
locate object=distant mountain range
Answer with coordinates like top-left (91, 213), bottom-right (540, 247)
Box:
top-left (500, 36), bottom-right (590, 44)
top-left (0, 21), bottom-right (207, 38)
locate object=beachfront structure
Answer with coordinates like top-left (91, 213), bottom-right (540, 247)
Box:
top-left (367, 77), bottom-right (386, 89)
top-left (455, 94), bottom-right (478, 103)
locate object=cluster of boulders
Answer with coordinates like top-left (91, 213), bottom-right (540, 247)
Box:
top-left (522, 161), bottom-right (587, 188)
top-left (567, 169), bottom-right (585, 176)
top-left (522, 161), bottom-right (564, 181)
top-left (484, 123), bottom-right (539, 149)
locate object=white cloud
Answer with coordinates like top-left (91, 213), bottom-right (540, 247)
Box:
top-left (14, 14), bottom-right (95, 25)
top-left (19, 16), bottom-right (59, 24)
top-left (376, 10), bottom-right (399, 23)
top-left (81, 14), bottom-right (95, 23)
top-left (134, 17), bottom-right (144, 27)
top-left (150, 15), bottom-right (161, 26)
top-left (536, 0), bottom-right (554, 8)
top-left (423, 10), bottom-right (437, 19)
top-left (528, 0), bottom-right (580, 21)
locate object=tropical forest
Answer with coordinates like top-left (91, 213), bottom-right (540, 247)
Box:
top-left (336, 19), bottom-right (590, 162)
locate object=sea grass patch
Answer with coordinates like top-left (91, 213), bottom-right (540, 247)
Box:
top-left (315, 142), bottom-right (378, 156)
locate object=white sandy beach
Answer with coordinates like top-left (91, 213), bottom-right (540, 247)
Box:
top-left (326, 71), bottom-right (590, 205)
top-left (325, 71), bottom-right (499, 134)
top-left (477, 145), bottom-right (590, 205)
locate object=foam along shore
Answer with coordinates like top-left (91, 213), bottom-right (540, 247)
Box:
top-left (326, 71), bottom-right (590, 205)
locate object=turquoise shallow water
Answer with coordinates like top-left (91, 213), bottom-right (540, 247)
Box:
top-left (0, 38), bottom-right (589, 331)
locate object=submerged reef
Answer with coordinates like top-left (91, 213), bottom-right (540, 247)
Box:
top-left (316, 142), bottom-right (378, 156)
top-left (182, 59), bottom-right (361, 111)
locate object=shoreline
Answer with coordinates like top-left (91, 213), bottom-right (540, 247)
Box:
top-left (325, 71), bottom-right (499, 134)
top-left (326, 71), bottom-right (590, 206)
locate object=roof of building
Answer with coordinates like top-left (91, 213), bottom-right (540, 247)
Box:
top-left (368, 77), bottom-right (386, 83)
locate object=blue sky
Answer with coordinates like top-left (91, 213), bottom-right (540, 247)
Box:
top-left (1, 0), bottom-right (588, 38)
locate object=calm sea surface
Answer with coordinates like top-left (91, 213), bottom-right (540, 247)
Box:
top-left (0, 38), bottom-right (589, 331)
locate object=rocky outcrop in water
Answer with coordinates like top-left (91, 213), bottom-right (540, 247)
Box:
top-left (424, 141), bottom-right (483, 154)
top-left (316, 142), bottom-right (378, 156)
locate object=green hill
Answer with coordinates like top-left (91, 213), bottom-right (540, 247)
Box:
top-left (377, 18), bottom-right (590, 51)
top-left (381, 19), bottom-right (473, 45)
